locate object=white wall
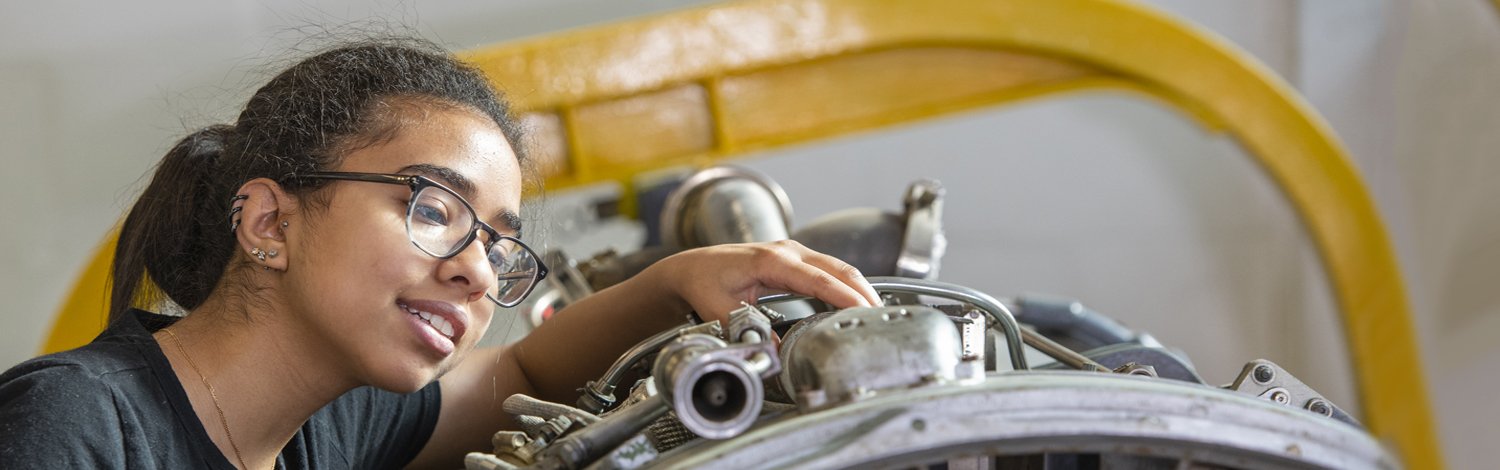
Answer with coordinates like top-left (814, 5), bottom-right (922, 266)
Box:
top-left (1390, 2), bottom-right (1500, 467)
top-left (2, 0), bottom-right (1495, 467)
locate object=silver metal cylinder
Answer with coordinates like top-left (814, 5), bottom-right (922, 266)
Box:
top-left (759, 277), bottom-right (1029, 371)
top-left (791, 208), bottom-right (903, 276)
top-left (677, 360), bottom-right (760, 439)
top-left (653, 334), bottom-right (765, 440)
top-left (660, 166), bottom-right (794, 249)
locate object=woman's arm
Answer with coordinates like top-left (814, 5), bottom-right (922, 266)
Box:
top-left (407, 241), bottom-right (879, 468)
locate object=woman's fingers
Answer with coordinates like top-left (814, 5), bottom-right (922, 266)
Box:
top-left (797, 247), bottom-right (883, 307)
top-left (751, 240), bottom-right (879, 310)
top-left (662, 240), bottom-right (885, 326)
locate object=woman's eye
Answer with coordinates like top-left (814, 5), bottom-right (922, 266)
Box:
top-left (413, 203), bottom-right (450, 226)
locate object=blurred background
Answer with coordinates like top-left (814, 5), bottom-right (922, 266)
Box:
top-left (1, 0), bottom-right (1496, 467)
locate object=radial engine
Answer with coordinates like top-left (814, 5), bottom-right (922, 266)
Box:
top-left (467, 167), bottom-right (1393, 470)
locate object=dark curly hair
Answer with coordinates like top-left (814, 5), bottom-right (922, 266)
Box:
top-left (110, 38), bottom-right (528, 321)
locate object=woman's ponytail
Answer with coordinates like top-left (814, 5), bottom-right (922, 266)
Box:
top-left (109, 125), bottom-right (238, 321)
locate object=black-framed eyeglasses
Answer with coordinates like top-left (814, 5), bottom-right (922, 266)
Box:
top-left (298, 171), bottom-right (548, 308)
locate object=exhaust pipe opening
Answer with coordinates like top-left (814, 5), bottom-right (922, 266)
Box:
top-left (674, 361), bottom-right (761, 440)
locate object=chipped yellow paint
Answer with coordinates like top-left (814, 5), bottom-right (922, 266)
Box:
top-left (48, 1), bottom-right (1438, 466)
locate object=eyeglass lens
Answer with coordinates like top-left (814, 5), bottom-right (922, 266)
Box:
top-left (405, 184), bottom-right (541, 306)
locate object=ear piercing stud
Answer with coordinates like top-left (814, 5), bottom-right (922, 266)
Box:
top-left (250, 248), bottom-right (280, 261)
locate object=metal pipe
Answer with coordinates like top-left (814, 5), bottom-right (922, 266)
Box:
top-left (533, 394), bottom-right (670, 470)
top-left (757, 277), bottom-right (1029, 370)
top-left (577, 322), bottom-right (720, 413)
top-left (660, 166), bottom-right (794, 249)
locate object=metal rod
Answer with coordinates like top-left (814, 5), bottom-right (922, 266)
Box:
top-left (757, 277), bottom-right (1029, 370)
top-left (1020, 328), bottom-right (1110, 372)
top-left (535, 394), bottom-right (670, 470)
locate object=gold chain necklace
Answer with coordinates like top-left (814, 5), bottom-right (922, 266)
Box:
top-left (163, 328), bottom-right (253, 470)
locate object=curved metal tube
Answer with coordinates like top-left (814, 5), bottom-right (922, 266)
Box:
top-left (578, 324), bottom-right (697, 412)
top-left (757, 277), bottom-right (1029, 370)
top-left (660, 166), bottom-right (795, 249)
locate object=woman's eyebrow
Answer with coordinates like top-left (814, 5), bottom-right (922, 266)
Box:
top-left (397, 163), bottom-right (524, 235)
top-left (397, 163), bottom-right (476, 199)
top-left (497, 210), bottom-right (523, 235)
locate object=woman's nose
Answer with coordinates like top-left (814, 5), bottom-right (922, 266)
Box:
top-left (442, 235), bottom-right (499, 302)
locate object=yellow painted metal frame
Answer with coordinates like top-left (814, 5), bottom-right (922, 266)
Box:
top-left (45, 0), bottom-right (1439, 466)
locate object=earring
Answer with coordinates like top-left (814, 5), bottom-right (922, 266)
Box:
top-left (228, 195), bottom-right (249, 232)
top-left (252, 247), bottom-right (266, 262)
top-left (281, 221), bottom-right (290, 228)
top-left (267, 249), bottom-right (278, 258)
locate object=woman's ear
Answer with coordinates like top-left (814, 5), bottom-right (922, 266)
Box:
top-left (233, 178), bottom-right (296, 272)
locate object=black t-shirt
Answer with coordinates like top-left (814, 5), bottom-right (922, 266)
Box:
top-left (0, 309), bottom-right (441, 469)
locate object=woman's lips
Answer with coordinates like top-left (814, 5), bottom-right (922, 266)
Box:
top-left (397, 299), bottom-right (469, 357)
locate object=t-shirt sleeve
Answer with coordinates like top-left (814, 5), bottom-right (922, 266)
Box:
top-left (0, 362), bottom-right (127, 467)
top-left (320, 381), bottom-right (442, 469)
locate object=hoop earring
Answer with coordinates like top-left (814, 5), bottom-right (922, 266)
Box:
top-left (228, 195), bottom-right (249, 232)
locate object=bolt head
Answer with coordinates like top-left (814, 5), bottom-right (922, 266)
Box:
top-left (1269, 390), bottom-right (1290, 405)
top-left (1252, 364), bottom-right (1275, 384)
top-left (1306, 399), bottom-right (1333, 416)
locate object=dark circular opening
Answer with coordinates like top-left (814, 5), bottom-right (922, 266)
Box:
top-left (691, 370), bottom-right (749, 423)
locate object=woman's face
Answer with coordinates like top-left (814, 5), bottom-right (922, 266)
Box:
top-left (281, 105), bottom-right (523, 393)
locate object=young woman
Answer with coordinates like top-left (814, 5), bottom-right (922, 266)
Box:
top-left (0, 39), bottom-right (879, 469)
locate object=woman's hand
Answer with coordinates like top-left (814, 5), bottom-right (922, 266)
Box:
top-left (648, 240), bottom-right (884, 325)
top-left (491, 240), bottom-right (882, 409)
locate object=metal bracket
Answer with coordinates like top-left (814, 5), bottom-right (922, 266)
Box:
top-left (1227, 359), bottom-right (1360, 427)
top-left (895, 179), bottom-right (946, 280)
